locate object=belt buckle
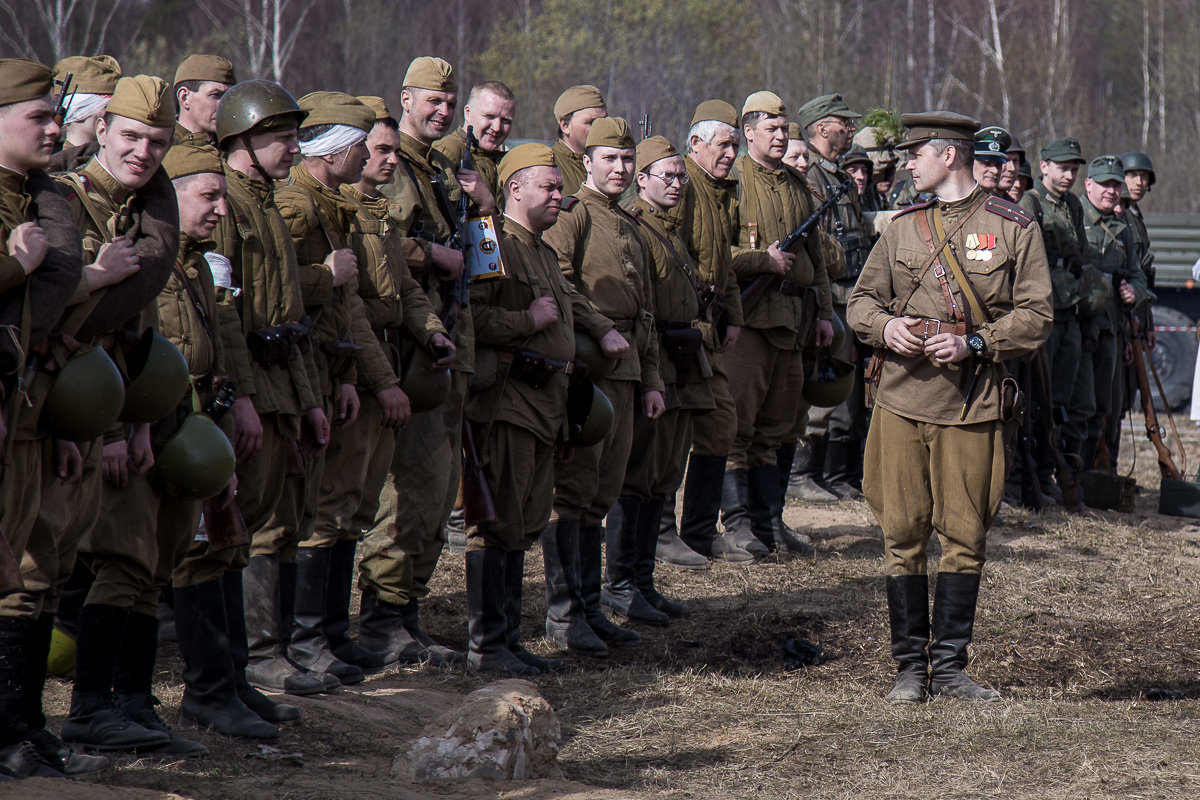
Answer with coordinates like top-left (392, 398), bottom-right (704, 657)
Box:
top-left (921, 318), bottom-right (942, 340)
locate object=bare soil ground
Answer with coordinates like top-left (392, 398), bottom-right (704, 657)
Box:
top-left (31, 413), bottom-right (1200, 800)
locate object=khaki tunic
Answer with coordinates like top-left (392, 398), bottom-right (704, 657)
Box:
top-left (174, 123), bottom-right (216, 147)
top-left (432, 127), bottom-right (502, 199)
top-left (551, 139), bottom-right (587, 198)
top-left (807, 154), bottom-right (869, 297)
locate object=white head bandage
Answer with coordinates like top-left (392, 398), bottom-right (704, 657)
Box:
top-left (299, 124), bottom-right (367, 158)
top-left (64, 92), bottom-right (111, 125)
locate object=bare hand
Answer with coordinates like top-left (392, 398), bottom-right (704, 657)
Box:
top-left (766, 241), bottom-right (794, 276)
top-left (300, 406), bottom-right (330, 458)
top-left (430, 244), bottom-right (465, 280)
top-left (429, 332), bottom-right (456, 367)
top-left (376, 384), bottom-right (411, 429)
top-left (924, 332), bottom-right (969, 365)
top-left (8, 222), bottom-right (48, 274)
top-left (86, 238), bottom-right (139, 289)
top-left (102, 440), bottom-right (129, 487)
top-left (599, 328), bottom-right (629, 359)
top-left (719, 325), bottom-right (740, 353)
top-left (54, 439), bottom-right (82, 483)
top-left (1119, 279), bottom-right (1136, 306)
top-left (128, 424), bottom-right (154, 474)
top-left (815, 319), bottom-right (835, 348)
top-left (455, 168), bottom-right (496, 213)
top-left (643, 390), bottom-right (666, 419)
top-left (325, 248), bottom-right (358, 287)
top-left (335, 383), bottom-right (360, 429)
top-left (231, 396), bottom-right (263, 461)
top-left (529, 296), bottom-right (559, 330)
top-left (884, 316), bottom-right (925, 356)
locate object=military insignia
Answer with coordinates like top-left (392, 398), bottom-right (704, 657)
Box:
top-left (965, 233), bottom-right (996, 261)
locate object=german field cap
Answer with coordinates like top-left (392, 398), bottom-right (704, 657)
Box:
top-left (1088, 154), bottom-right (1125, 183)
top-left (497, 142), bottom-right (557, 187)
top-left (741, 91), bottom-right (786, 118)
top-left (1006, 132), bottom-right (1025, 159)
top-left (163, 143), bottom-right (224, 180)
top-left (897, 111), bottom-right (980, 149)
top-left (554, 85), bottom-right (605, 120)
top-left (54, 55), bottom-right (120, 94)
top-left (585, 116), bottom-right (634, 150)
top-left (636, 135), bottom-right (679, 173)
top-left (1040, 136), bottom-right (1085, 164)
top-left (298, 91), bottom-right (375, 133)
top-left (841, 145), bottom-right (871, 168)
top-left (106, 75), bottom-right (174, 128)
top-left (403, 57), bottom-right (457, 92)
top-left (0, 59), bottom-right (54, 107)
top-left (357, 95), bottom-right (391, 121)
top-left (1018, 160), bottom-right (1032, 180)
top-left (787, 122), bottom-right (802, 140)
top-left (796, 93), bottom-right (862, 131)
top-left (690, 99), bottom-right (737, 129)
top-left (174, 54), bottom-right (236, 87)
top-left (974, 126), bottom-right (1011, 162)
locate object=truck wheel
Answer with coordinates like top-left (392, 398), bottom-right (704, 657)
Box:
top-left (1148, 305), bottom-right (1197, 411)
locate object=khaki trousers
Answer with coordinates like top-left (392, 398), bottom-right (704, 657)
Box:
top-left (304, 392), bottom-right (383, 549)
top-left (690, 347), bottom-right (736, 457)
top-left (466, 421), bottom-right (555, 553)
top-left (622, 407), bottom-right (692, 503)
top-left (551, 376), bottom-right (636, 526)
top-left (726, 327), bottom-right (805, 469)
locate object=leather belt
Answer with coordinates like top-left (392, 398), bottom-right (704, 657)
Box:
top-left (496, 349), bottom-right (578, 375)
top-left (775, 279), bottom-right (808, 298)
top-left (610, 318), bottom-right (636, 332)
top-left (653, 320), bottom-right (694, 333)
top-left (915, 318), bottom-right (967, 339)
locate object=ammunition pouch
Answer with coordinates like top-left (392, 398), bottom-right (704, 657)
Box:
top-left (503, 348), bottom-right (576, 390)
top-left (836, 232), bottom-right (868, 279)
top-left (999, 374), bottom-right (1024, 425)
top-left (247, 314), bottom-right (313, 368)
top-left (657, 322), bottom-right (703, 385)
top-left (319, 339), bottom-right (363, 381)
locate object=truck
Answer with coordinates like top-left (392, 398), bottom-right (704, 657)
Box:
top-left (1144, 213), bottom-right (1200, 410)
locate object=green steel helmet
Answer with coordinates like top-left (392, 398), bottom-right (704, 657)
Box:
top-left (573, 330), bottom-right (616, 381)
top-left (1118, 150), bottom-right (1156, 185)
top-left (401, 346), bottom-right (451, 413)
top-left (41, 346), bottom-right (125, 441)
top-left (215, 79), bottom-right (306, 148)
top-left (119, 329), bottom-right (190, 423)
top-left (565, 381), bottom-right (613, 448)
top-left (152, 413), bottom-right (236, 499)
top-left (801, 357), bottom-right (855, 408)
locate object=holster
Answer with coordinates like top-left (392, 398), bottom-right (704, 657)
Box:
top-left (999, 374), bottom-right (1024, 425)
top-left (659, 324), bottom-right (703, 385)
top-left (507, 348), bottom-right (574, 389)
top-left (320, 339), bottom-right (363, 381)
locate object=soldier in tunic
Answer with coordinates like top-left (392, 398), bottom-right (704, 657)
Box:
top-left (550, 85), bottom-right (606, 197)
top-left (973, 126), bottom-right (1011, 196)
top-left (433, 81), bottom-right (515, 199)
top-left (847, 112), bottom-right (1052, 704)
top-left (172, 55), bottom-right (237, 147)
top-left (48, 55), bottom-right (121, 173)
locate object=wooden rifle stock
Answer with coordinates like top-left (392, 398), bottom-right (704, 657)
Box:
top-left (1130, 317), bottom-right (1183, 481)
top-left (461, 419), bottom-right (498, 527)
top-left (436, 127), bottom-right (477, 338)
top-left (201, 498), bottom-right (250, 552)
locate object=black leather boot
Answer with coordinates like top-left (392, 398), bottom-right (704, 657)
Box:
top-left (541, 519), bottom-right (608, 656)
top-left (0, 618), bottom-right (71, 779)
top-left (823, 440), bottom-right (864, 500)
top-left (465, 549), bottom-right (538, 675)
top-left (681, 454), bottom-right (751, 562)
top-left (504, 550), bottom-right (563, 673)
top-left (287, 547), bottom-right (364, 686)
top-left (748, 465), bottom-right (815, 558)
top-left (721, 468), bottom-right (769, 558)
top-left (326, 540), bottom-right (394, 671)
top-left (787, 437), bottom-right (838, 503)
top-left (60, 605), bottom-right (171, 751)
top-left (655, 494), bottom-right (709, 569)
top-left (885, 575), bottom-right (930, 704)
top-left (635, 500), bottom-right (689, 618)
top-left (602, 498), bottom-right (669, 626)
top-left (114, 611), bottom-right (209, 757)
top-left (174, 579), bottom-right (279, 741)
top-left (775, 442), bottom-right (797, 505)
top-left (929, 572), bottom-right (1000, 701)
top-left (242, 555), bottom-right (329, 695)
top-left (580, 523), bottom-right (642, 644)
top-left (223, 571), bottom-right (302, 726)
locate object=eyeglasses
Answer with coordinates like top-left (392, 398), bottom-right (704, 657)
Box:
top-left (649, 171), bottom-right (689, 186)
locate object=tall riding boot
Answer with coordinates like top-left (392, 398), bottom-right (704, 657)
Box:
top-left (655, 491), bottom-right (709, 569)
top-left (504, 550), bottom-right (562, 673)
top-left (681, 454), bottom-right (750, 562)
top-left (775, 442), bottom-right (797, 506)
top-left (602, 498), bottom-right (669, 625)
top-left (0, 618), bottom-right (60, 779)
top-left (823, 440), bottom-right (864, 499)
top-left (929, 572), bottom-right (1000, 701)
top-left (542, 519), bottom-right (607, 656)
top-left (158, 588), bottom-right (176, 642)
top-left (748, 465), bottom-right (814, 557)
top-left (60, 605), bottom-right (170, 750)
top-left (358, 591), bottom-right (423, 664)
top-left (21, 615), bottom-right (108, 775)
top-left (884, 575), bottom-right (930, 704)
top-left (287, 547), bottom-right (363, 686)
top-left (241, 555), bottom-right (328, 696)
top-left (279, 559), bottom-right (337, 690)
top-left (635, 500), bottom-right (689, 618)
top-left (787, 437), bottom-right (838, 503)
top-left (174, 579), bottom-right (279, 741)
top-left (1080, 438), bottom-right (1099, 474)
top-left (326, 540), bottom-right (394, 672)
top-left (721, 468), bottom-right (769, 558)
top-left (580, 523), bottom-right (641, 644)
top-left (402, 599), bottom-right (466, 665)
top-left (465, 548), bottom-right (537, 675)
top-left (223, 571), bottom-right (302, 726)
top-left (114, 611), bottom-right (208, 757)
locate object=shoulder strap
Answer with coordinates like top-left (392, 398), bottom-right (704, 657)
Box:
top-left (891, 194), bottom-right (986, 320)
top-left (928, 202), bottom-right (994, 325)
top-left (915, 209), bottom-right (967, 327)
top-left (628, 206), bottom-right (704, 298)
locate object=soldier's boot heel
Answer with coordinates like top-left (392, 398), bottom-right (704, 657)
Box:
top-left (466, 549), bottom-right (538, 676)
top-left (929, 572), bottom-right (1000, 702)
top-left (601, 498), bottom-right (669, 626)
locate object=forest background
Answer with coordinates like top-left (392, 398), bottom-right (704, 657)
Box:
top-left (3, 0), bottom-right (1197, 210)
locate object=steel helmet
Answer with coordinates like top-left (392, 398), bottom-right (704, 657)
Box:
top-left (564, 381), bottom-right (613, 448)
top-left (152, 413), bottom-right (237, 499)
top-left (401, 346), bottom-right (451, 413)
top-left (1118, 151), bottom-right (1156, 186)
top-left (41, 346), bottom-right (125, 441)
top-left (573, 330), bottom-right (616, 381)
top-left (801, 357), bottom-right (855, 408)
top-left (215, 79), bottom-right (306, 148)
top-left (119, 329), bottom-right (190, 423)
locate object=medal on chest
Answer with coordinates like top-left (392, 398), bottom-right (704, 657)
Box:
top-left (965, 233), bottom-right (995, 262)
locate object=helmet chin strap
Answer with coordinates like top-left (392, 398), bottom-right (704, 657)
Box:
top-left (240, 133), bottom-right (272, 183)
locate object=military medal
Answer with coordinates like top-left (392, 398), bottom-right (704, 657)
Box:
top-left (965, 233), bottom-right (995, 261)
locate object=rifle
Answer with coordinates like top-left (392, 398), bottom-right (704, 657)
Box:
top-left (1129, 313), bottom-right (1184, 481)
top-left (461, 418), bottom-right (498, 527)
top-left (1015, 358), bottom-right (1046, 510)
top-left (430, 126), bottom-right (476, 340)
top-left (740, 177), bottom-right (853, 316)
top-left (53, 71), bottom-right (73, 127)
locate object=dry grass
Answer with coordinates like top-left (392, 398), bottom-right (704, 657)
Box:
top-left (39, 411), bottom-right (1200, 799)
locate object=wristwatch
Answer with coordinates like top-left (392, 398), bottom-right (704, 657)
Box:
top-left (966, 333), bottom-right (987, 358)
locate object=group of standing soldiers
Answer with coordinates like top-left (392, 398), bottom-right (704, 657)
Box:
top-left (0, 44), bottom-right (1158, 783)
